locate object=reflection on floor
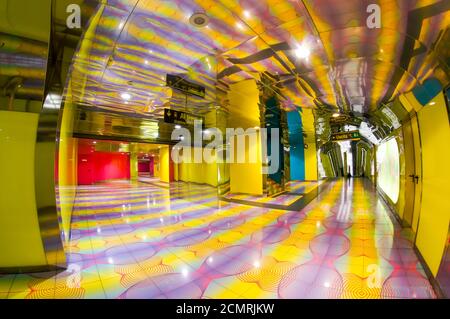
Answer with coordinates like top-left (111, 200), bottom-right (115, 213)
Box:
top-left (138, 176), bottom-right (170, 189)
top-left (0, 179), bottom-right (436, 299)
top-left (286, 180), bottom-right (324, 194)
top-left (223, 193), bottom-right (302, 207)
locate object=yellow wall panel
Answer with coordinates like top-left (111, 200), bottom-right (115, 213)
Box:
top-left (58, 99), bottom-right (78, 242)
top-left (159, 146), bottom-right (170, 183)
top-left (177, 148), bottom-right (218, 187)
top-left (0, 111), bottom-right (47, 267)
top-left (416, 92), bottom-right (450, 276)
top-left (227, 79), bottom-right (261, 129)
top-left (129, 143), bottom-right (138, 181)
top-left (227, 79), bottom-right (263, 194)
top-left (230, 133), bottom-right (263, 195)
top-left (302, 108), bottom-right (318, 181)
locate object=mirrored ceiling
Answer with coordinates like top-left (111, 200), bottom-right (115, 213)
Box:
top-left (66, 0), bottom-right (450, 121)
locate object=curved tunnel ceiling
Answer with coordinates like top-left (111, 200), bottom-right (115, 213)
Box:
top-left (66, 0), bottom-right (450, 123)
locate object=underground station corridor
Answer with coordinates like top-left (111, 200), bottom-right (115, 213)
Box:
top-left (0, 0), bottom-right (450, 304)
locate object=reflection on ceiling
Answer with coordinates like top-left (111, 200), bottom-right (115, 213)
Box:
top-left (63, 0), bottom-right (450, 145)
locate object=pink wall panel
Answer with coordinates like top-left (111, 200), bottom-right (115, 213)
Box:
top-left (138, 161), bottom-right (150, 172)
top-left (93, 152), bottom-right (130, 182)
top-left (77, 143), bottom-right (130, 185)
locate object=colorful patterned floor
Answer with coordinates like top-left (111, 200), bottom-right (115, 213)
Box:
top-left (223, 193), bottom-right (302, 207)
top-left (0, 179), bottom-right (436, 299)
top-left (286, 180), bottom-right (324, 194)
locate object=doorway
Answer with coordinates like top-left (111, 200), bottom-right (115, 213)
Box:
top-left (402, 115), bottom-right (422, 230)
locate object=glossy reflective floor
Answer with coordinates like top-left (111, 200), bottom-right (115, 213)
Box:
top-left (0, 179), bottom-right (436, 299)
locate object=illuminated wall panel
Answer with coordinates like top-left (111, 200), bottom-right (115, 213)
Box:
top-left (377, 138), bottom-right (400, 203)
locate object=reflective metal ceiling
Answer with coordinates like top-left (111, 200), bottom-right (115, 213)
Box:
top-left (66, 0), bottom-right (450, 119)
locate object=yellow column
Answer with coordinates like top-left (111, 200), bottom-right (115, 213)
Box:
top-left (129, 143), bottom-right (138, 181)
top-left (302, 108), bottom-right (318, 180)
top-left (0, 112), bottom-right (47, 268)
top-left (159, 146), bottom-right (170, 183)
top-left (227, 79), bottom-right (263, 195)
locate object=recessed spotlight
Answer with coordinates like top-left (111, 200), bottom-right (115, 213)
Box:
top-left (121, 93), bottom-right (131, 100)
top-left (236, 22), bottom-right (244, 30)
top-left (144, 60), bottom-right (149, 65)
top-left (295, 43), bottom-right (310, 59)
top-left (189, 12), bottom-right (209, 28)
top-left (243, 10), bottom-right (251, 18)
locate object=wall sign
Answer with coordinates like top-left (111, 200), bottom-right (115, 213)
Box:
top-left (164, 109), bottom-right (203, 126)
top-left (166, 74), bottom-right (206, 98)
top-left (330, 115), bottom-right (362, 127)
top-left (331, 131), bottom-right (361, 142)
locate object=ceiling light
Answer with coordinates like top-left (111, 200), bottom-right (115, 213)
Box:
top-left (236, 22), bottom-right (244, 30)
top-left (332, 113), bottom-right (341, 118)
top-left (144, 60), bottom-right (149, 65)
top-left (243, 10), bottom-right (251, 18)
top-left (121, 93), bottom-right (131, 100)
top-left (429, 101), bottom-right (436, 106)
top-left (175, 125), bottom-right (181, 129)
top-left (189, 12), bottom-right (209, 28)
top-left (295, 43), bottom-right (311, 59)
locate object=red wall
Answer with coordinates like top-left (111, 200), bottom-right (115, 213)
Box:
top-left (138, 161), bottom-right (150, 172)
top-left (149, 157), bottom-right (154, 176)
top-left (94, 152), bottom-right (130, 182)
top-left (78, 143), bottom-right (130, 185)
top-left (138, 158), bottom-right (155, 176)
